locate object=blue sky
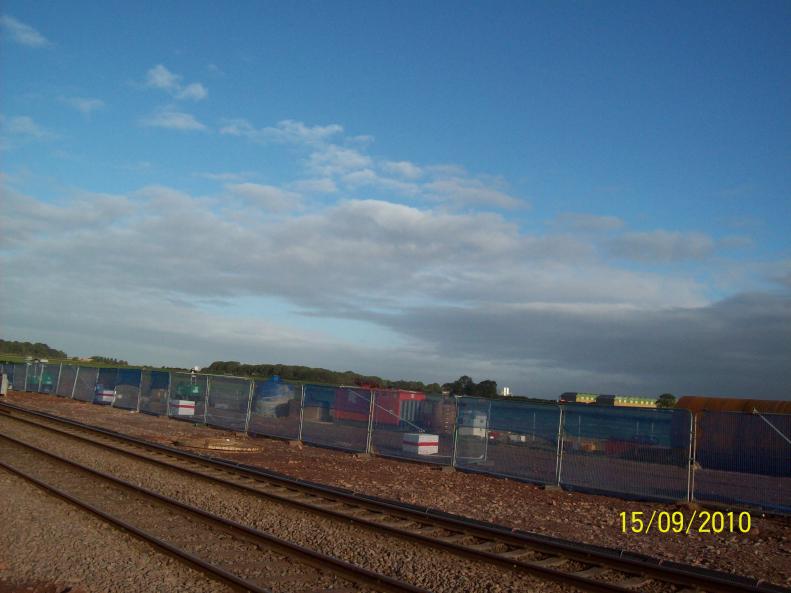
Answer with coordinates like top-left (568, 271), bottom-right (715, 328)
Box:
top-left (2, 2), bottom-right (789, 397)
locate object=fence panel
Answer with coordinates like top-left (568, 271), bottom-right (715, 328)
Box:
top-left (0, 363), bottom-right (11, 383)
top-left (247, 378), bottom-right (302, 440)
top-left (56, 365), bottom-right (78, 397)
top-left (139, 370), bottom-right (170, 415)
top-left (24, 363), bottom-right (41, 392)
top-left (205, 375), bottom-right (251, 431)
top-left (113, 368), bottom-right (142, 410)
top-left (39, 364), bottom-right (60, 393)
top-left (94, 368), bottom-right (119, 405)
top-left (454, 397), bottom-right (560, 483)
top-left (300, 385), bottom-right (370, 452)
top-left (693, 411), bottom-right (790, 513)
top-left (11, 364), bottom-right (27, 390)
top-left (370, 391), bottom-right (456, 464)
top-left (17, 364), bottom-right (26, 391)
top-left (559, 405), bottom-right (690, 501)
top-left (12, 363), bottom-right (28, 390)
top-left (168, 373), bottom-right (208, 422)
top-left (72, 367), bottom-right (100, 402)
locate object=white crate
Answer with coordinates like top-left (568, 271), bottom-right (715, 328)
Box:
top-left (169, 399), bottom-right (196, 416)
top-left (95, 389), bottom-right (115, 404)
top-left (402, 432), bottom-right (439, 455)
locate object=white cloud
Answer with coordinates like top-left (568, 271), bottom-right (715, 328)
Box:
top-left (0, 15), bottom-right (51, 47)
top-left (0, 115), bottom-right (55, 149)
top-left (219, 118), bottom-right (342, 145)
top-left (608, 230), bottom-right (715, 262)
top-left (197, 171), bottom-right (254, 182)
top-left (219, 118), bottom-right (257, 137)
top-left (289, 178), bottom-right (338, 193)
top-left (146, 64), bottom-right (181, 91)
top-left (177, 82), bottom-right (208, 101)
top-left (62, 97), bottom-right (105, 116)
top-left (226, 183), bottom-right (302, 212)
top-left (144, 64), bottom-right (207, 101)
top-left (140, 108), bottom-right (207, 131)
top-left (3, 183), bottom-right (788, 396)
top-left (555, 212), bottom-right (624, 232)
top-left (1, 115), bottom-right (50, 138)
top-left (382, 160), bottom-right (423, 179)
top-left (425, 176), bottom-right (524, 209)
top-left (308, 144), bottom-right (371, 176)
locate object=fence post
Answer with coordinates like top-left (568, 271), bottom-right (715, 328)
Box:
top-left (136, 370), bottom-right (143, 413)
top-left (70, 367), bottom-right (79, 399)
top-left (555, 405), bottom-right (565, 486)
top-left (297, 384), bottom-right (306, 441)
top-left (92, 368), bottom-right (100, 403)
top-left (365, 389), bottom-right (376, 454)
top-left (165, 372), bottom-right (172, 417)
top-left (203, 375), bottom-right (209, 424)
top-left (55, 363), bottom-right (62, 396)
top-left (688, 411), bottom-right (698, 502)
top-left (37, 363), bottom-right (44, 392)
top-left (23, 363), bottom-right (29, 392)
top-left (243, 379), bottom-right (255, 434)
top-left (451, 396), bottom-right (460, 468)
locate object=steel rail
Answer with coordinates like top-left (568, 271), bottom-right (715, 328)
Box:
top-left (0, 431), bottom-right (430, 593)
top-left (1, 401), bottom-right (787, 593)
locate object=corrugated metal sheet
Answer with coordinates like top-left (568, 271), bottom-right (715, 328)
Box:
top-left (677, 396), bottom-right (791, 414)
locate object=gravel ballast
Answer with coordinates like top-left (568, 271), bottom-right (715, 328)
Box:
top-left (0, 462), bottom-right (233, 593)
top-left (0, 414), bottom-right (565, 593)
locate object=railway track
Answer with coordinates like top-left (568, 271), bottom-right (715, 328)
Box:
top-left (0, 401), bottom-right (787, 593)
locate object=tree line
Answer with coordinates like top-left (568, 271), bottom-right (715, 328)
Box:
top-left (203, 361), bottom-right (498, 396)
top-left (0, 339), bottom-right (67, 359)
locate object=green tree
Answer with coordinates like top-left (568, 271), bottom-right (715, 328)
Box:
top-left (656, 393), bottom-right (677, 408)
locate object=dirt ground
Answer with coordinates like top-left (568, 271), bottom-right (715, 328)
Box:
top-left (2, 390), bottom-right (790, 588)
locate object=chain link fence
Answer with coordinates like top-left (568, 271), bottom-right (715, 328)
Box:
top-left (247, 378), bottom-right (303, 440)
top-left (558, 406), bottom-right (692, 502)
top-left (139, 370), bottom-right (170, 415)
top-left (693, 411), bottom-right (790, 513)
top-left (205, 375), bottom-right (251, 432)
top-left (370, 391), bottom-right (455, 464)
top-left (113, 368), bottom-right (142, 410)
top-left (1, 360), bottom-right (788, 513)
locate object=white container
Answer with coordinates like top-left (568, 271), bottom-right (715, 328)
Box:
top-left (95, 389), bottom-right (115, 404)
top-left (169, 399), bottom-right (196, 416)
top-left (402, 432), bottom-right (439, 455)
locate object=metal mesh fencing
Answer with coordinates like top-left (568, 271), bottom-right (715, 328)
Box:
top-left (247, 378), bottom-right (303, 440)
top-left (0, 363), bottom-right (11, 384)
top-left (693, 411), bottom-right (790, 513)
top-left (300, 385), bottom-right (371, 451)
top-left (56, 365), bottom-right (77, 397)
top-left (39, 364), bottom-right (60, 394)
top-left (454, 397), bottom-right (492, 466)
top-left (24, 363), bottom-right (41, 391)
top-left (455, 398), bottom-right (560, 484)
top-left (113, 368), bottom-right (142, 410)
top-left (370, 391), bottom-right (455, 464)
top-left (139, 370), bottom-right (170, 415)
top-left (168, 372), bottom-right (208, 422)
top-left (94, 368), bottom-right (119, 404)
top-left (11, 364), bottom-right (27, 390)
top-left (558, 405), bottom-right (691, 501)
top-left (205, 375), bottom-right (251, 431)
top-left (72, 367), bottom-right (100, 402)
